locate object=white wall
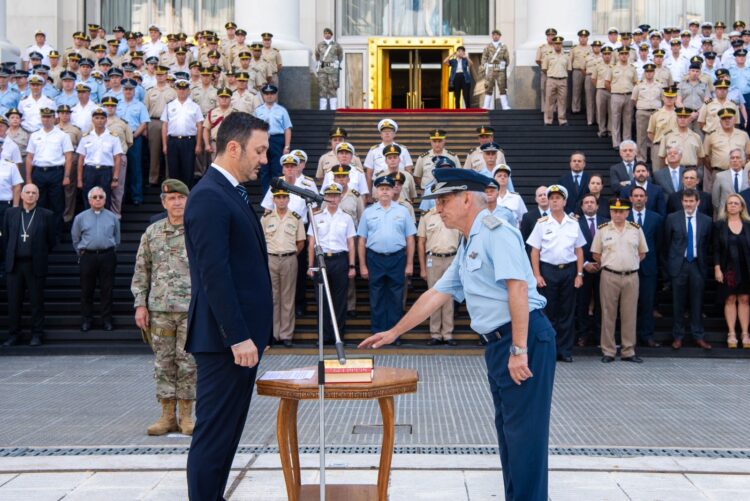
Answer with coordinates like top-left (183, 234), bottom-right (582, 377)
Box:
top-left (7, 0), bottom-right (83, 55)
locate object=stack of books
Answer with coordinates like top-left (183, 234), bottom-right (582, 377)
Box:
top-left (323, 355), bottom-right (375, 384)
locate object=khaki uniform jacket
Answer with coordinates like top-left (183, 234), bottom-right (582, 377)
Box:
top-left (106, 117), bottom-right (133, 154)
top-left (191, 85), bottom-right (218, 116)
top-left (463, 146), bottom-right (506, 171)
top-left (659, 129), bottom-right (705, 165)
top-left (145, 85), bottom-right (177, 119)
top-left (571, 45), bottom-right (593, 71)
top-left (261, 209), bottom-right (305, 254)
top-left (203, 106), bottom-right (235, 142)
top-left (417, 208), bottom-right (460, 254)
top-left (414, 149), bottom-right (462, 189)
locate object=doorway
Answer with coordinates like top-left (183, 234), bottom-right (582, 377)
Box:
top-left (387, 49), bottom-right (446, 109)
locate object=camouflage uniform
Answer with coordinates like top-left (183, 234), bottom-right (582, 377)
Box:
top-left (481, 42), bottom-right (510, 95)
top-left (315, 40), bottom-right (343, 99)
top-left (131, 218), bottom-right (196, 401)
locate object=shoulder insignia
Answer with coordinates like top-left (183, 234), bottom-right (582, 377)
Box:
top-left (628, 221), bottom-right (641, 229)
top-left (263, 209), bottom-right (272, 216)
top-left (291, 211), bottom-right (301, 219)
top-left (597, 222), bottom-right (608, 229)
top-left (304, 175), bottom-right (314, 181)
top-left (482, 215), bottom-right (503, 230)
top-left (82, 132), bottom-right (90, 137)
top-left (370, 145), bottom-right (377, 150)
top-left (509, 191), bottom-right (519, 195)
top-left (110, 131), bottom-right (117, 137)
top-left (351, 189), bottom-right (360, 197)
top-left (420, 151), bottom-right (430, 157)
top-left (537, 216), bottom-right (549, 222)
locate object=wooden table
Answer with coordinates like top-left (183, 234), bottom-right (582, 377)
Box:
top-left (257, 366), bottom-right (419, 501)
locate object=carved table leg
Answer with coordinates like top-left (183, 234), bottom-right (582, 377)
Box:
top-left (277, 398), bottom-right (300, 501)
top-left (377, 396), bottom-right (395, 501)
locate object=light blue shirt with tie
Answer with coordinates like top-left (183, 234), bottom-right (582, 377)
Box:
top-left (357, 201), bottom-right (416, 254)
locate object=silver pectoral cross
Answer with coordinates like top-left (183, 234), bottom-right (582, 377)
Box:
top-left (21, 232), bottom-right (28, 242)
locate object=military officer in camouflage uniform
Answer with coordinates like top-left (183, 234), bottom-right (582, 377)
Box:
top-left (131, 179), bottom-right (196, 436)
top-left (413, 128), bottom-right (461, 189)
top-left (202, 87), bottom-right (235, 162)
top-left (463, 126), bottom-right (507, 171)
top-left (315, 28), bottom-right (343, 110)
top-left (481, 30), bottom-right (511, 110)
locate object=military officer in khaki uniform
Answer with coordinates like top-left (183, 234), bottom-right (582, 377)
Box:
top-left (235, 51), bottom-right (267, 90)
top-left (389, 171), bottom-right (417, 223)
top-left (535, 28), bottom-right (557, 112)
top-left (144, 66), bottom-right (176, 185)
top-left (248, 43), bottom-right (272, 88)
top-left (697, 80), bottom-right (739, 135)
top-left (542, 36), bottom-right (571, 125)
top-left (463, 126), bottom-right (506, 171)
top-left (191, 67), bottom-right (218, 115)
top-left (703, 108), bottom-right (750, 192)
top-left (591, 197), bottom-right (648, 364)
top-left (417, 204), bottom-right (460, 345)
top-left (57, 104), bottom-right (82, 223)
top-left (376, 144), bottom-right (417, 204)
top-left (481, 29), bottom-right (511, 110)
top-left (101, 96), bottom-right (133, 218)
top-left (646, 85), bottom-right (678, 171)
top-left (220, 22), bottom-right (238, 61)
top-left (607, 46), bottom-right (638, 148)
top-left (584, 40), bottom-right (602, 125)
top-left (571, 29), bottom-right (593, 115)
top-left (261, 33), bottom-right (283, 85)
top-left (659, 107), bottom-right (705, 172)
top-left (230, 72), bottom-right (261, 113)
top-left (132, 179), bottom-right (196, 436)
top-left (632, 63), bottom-right (663, 163)
top-left (593, 47), bottom-right (614, 138)
top-left (159, 34), bottom-right (179, 68)
top-left (330, 164), bottom-right (364, 316)
top-left (202, 87), bottom-right (234, 162)
top-left (652, 50), bottom-right (673, 88)
top-left (228, 29), bottom-right (248, 65)
top-left (413, 129), bottom-right (461, 189)
top-left (261, 187), bottom-right (305, 347)
top-left (317, 127), bottom-right (351, 180)
top-left (63, 32), bottom-right (94, 69)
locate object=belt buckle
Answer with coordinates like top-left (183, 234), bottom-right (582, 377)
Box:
top-left (325, 252), bottom-right (332, 257)
top-left (558, 264), bottom-right (565, 269)
top-left (95, 165), bottom-right (101, 170)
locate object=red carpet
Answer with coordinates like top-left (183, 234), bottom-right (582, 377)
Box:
top-left (337, 108), bottom-right (487, 114)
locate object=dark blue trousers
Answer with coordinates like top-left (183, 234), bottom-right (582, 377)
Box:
top-left (366, 248), bottom-right (406, 333)
top-left (575, 271), bottom-right (601, 344)
top-left (31, 166), bottom-right (64, 219)
top-left (81, 165), bottom-right (113, 210)
top-left (636, 272), bottom-right (657, 342)
top-left (127, 136), bottom-right (144, 203)
top-left (484, 309), bottom-right (556, 501)
top-left (671, 260), bottom-right (705, 340)
top-left (167, 136), bottom-right (196, 187)
top-left (539, 262), bottom-right (576, 358)
top-left (187, 351), bottom-right (259, 501)
top-left (260, 134), bottom-right (284, 195)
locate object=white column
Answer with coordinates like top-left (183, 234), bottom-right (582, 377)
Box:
top-left (235, 0), bottom-right (308, 59)
top-left (0, 0), bottom-right (20, 63)
top-left (516, 0), bottom-right (592, 66)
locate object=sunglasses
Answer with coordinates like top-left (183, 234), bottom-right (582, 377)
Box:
top-left (90, 195), bottom-right (105, 199)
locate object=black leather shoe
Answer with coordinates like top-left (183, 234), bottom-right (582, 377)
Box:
top-left (601, 356), bottom-right (615, 363)
top-left (558, 355), bottom-right (573, 363)
top-left (2, 335), bottom-right (20, 347)
top-left (427, 338), bottom-right (442, 346)
top-left (621, 355), bottom-right (643, 364)
top-left (446, 339), bottom-right (458, 346)
top-left (103, 321), bottom-right (113, 331)
top-left (29, 335), bottom-right (42, 347)
top-left (283, 340), bottom-right (293, 348)
top-left (81, 320), bottom-right (91, 332)
top-left (643, 339), bottom-right (661, 348)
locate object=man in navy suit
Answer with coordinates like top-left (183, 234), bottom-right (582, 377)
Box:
top-left (667, 167), bottom-right (713, 217)
top-left (663, 188), bottom-right (713, 350)
top-left (609, 140), bottom-right (637, 196)
top-left (627, 186), bottom-right (663, 347)
top-left (184, 112), bottom-right (272, 500)
top-left (557, 151), bottom-right (590, 214)
top-left (652, 146), bottom-right (683, 198)
top-left (620, 161), bottom-right (667, 216)
top-left (520, 185), bottom-right (550, 250)
top-left (575, 193), bottom-right (607, 346)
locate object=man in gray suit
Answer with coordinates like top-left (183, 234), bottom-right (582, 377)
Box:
top-left (609, 140), bottom-right (637, 196)
top-left (712, 148), bottom-right (749, 214)
top-left (653, 146), bottom-right (684, 199)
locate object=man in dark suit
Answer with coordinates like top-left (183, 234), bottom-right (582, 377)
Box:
top-left (184, 113), bottom-right (273, 500)
top-left (627, 186), bottom-right (663, 347)
top-left (1, 184), bottom-right (57, 346)
top-left (620, 162), bottom-right (667, 216)
top-left (575, 193), bottom-right (607, 346)
top-left (667, 167), bottom-right (713, 218)
top-left (652, 145), bottom-right (683, 198)
top-left (609, 140), bottom-right (637, 196)
top-left (557, 151), bottom-right (590, 213)
top-left (663, 188), bottom-right (713, 350)
top-left (520, 185), bottom-right (550, 248)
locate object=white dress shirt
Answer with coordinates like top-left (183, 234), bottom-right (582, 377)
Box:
top-left (76, 129), bottom-right (123, 165)
top-left (211, 163), bottom-right (238, 186)
top-left (261, 175), bottom-right (318, 223)
top-left (71, 101), bottom-right (97, 134)
top-left (160, 98), bottom-right (203, 136)
top-left (364, 141), bottom-right (412, 177)
top-left (0, 159), bottom-right (23, 200)
top-left (321, 168), bottom-right (369, 196)
top-left (0, 136), bottom-right (22, 164)
top-left (307, 207), bottom-right (355, 253)
top-left (497, 190), bottom-right (528, 227)
top-left (526, 213), bottom-right (587, 264)
top-left (18, 94), bottom-right (56, 132)
top-left (27, 126), bottom-right (73, 166)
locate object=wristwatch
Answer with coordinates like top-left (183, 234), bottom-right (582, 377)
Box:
top-left (112, 177), bottom-right (119, 181)
top-left (349, 264), bottom-right (355, 268)
top-left (509, 345), bottom-right (528, 356)
top-left (577, 272), bottom-right (584, 277)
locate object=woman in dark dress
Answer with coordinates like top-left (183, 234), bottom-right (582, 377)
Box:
top-left (713, 193), bottom-right (750, 348)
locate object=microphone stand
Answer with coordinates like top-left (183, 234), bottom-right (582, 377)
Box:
top-left (305, 197), bottom-right (347, 501)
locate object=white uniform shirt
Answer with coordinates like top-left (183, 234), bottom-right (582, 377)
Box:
top-left (307, 207), bottom-right (355, 253)
top-left (0, 158), bottom-right (23, 201)
top-left (261, 175), bottom-right (318, 223)
top-left (0, 137), bottom-right (22, 164)
top-left (71, 101), bottom-right (97, 134)
top-left (26, 126), bottom-right (73, 166)
top-left (496, 191), bottom-right (527, 227)
top-left (142, 40), bottom-right (167, 60)
top-left (23, 43), bottom-right (54, 66)
top-left (18, 94), bottom-right (56, 132)
top-left (76, 129), bottom-right (123, 165)
top-left (364, 141), bottom-right (412, 178)
top-left (666, 55), bottom-right (689, 82)
top-left (321, 168), bottom-right (369, 195)
top-left (160, 98), bottom-right (203, 136)
top-left (526, 213), bottom-right (587, 265)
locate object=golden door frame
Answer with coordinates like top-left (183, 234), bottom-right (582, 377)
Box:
top-left (367, 37), bottom-right (463, 109)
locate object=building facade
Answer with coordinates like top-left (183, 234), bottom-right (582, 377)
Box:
top-left (4, 0), bottom-right (749, 109)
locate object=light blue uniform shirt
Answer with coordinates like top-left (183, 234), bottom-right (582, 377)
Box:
top-left (491, 205), bottom-right (517, 227)
top-left (0, 88), bottom-right (20, 114)
top-left (116, 98), bottom-right (150, 132)
top-left (55, 91), bottom-right (79, 108)
top-left (419, 175), bottom-right (515, 212)
top-left (729, 65), bottom-right (750, 94)
top-left (41, 83), bottom-right (59, 99)
top-left (254, 102), bottom-right (292, 135)
top-left (434, 209), bottom-right (546, 334)
top-left (102, 88), bottom-right (124, 102)
top-left (357, 201), bottom-right (417, 254)
top-left (76, 77), bottom-right (104, 103)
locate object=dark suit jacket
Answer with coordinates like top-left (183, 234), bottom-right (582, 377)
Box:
top-left (578, 213), bottom-right (608, 264)
top-left (667, 190), bottom-right (713, 218)
top-left (741, 188), bottom-right (750, 214)
top-left (627, 209), bottom-right (663, 276)
top-left (184, 167), bottom-right (273, 353)
top-left (609, 161), bottom-right (633, 195)
top-left (652, 166), bottom-right (683, 196)
top-left (621, 181), bottom-right (667, 217)
top-left (520, 207), bottom-right (547, 244)
top-left (712, 220), bottom-right (750, 271)
top-left (1, 206), bottom-right (56, 276)
top-left (663, 210), bottom-right (712, 278)
top-left (558, 171), bottom-right (591, 213)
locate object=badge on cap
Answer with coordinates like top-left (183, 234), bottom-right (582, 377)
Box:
top-left (377, 118), bottom-right (398, 132)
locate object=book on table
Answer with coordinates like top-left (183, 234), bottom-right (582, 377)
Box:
top-left (323, 355), bottom-right (375, 383)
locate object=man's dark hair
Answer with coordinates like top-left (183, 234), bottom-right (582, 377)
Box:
top-left (682, 166), bottom-right (699, 178)
top-left (580, 193), bottom-right (598, 205)
top-left (634, 160), bottom-right (649, 171)
top-left (570, 150), bottom-right (586, 161)
top-left (589, 173), bottom-right (603, 182)
top-left (682, 188), bottom-right (700, 201)
top-left (215, 112), bottom-right (269, 155)
top-left (629, 185), bottom-right (647, 196)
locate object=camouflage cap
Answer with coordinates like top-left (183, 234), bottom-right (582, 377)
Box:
top-left (161, 178), bottom-right (190, 196)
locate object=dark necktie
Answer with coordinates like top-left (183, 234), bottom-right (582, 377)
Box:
top-left (626, 163), bottom-right (633, 178)
top-left (735, 172), bottom-right (740, 193)
top-left (235, 184), bottom-right (249, 205)
top-left (637, 211), bottom-right (643, 226)
top-left (588, 218), bottom-right (595, 237)
top-left (542, 211), bottom-right (548, 217)
top-left (574, 174), bottom-right (580, 187)
top-left (686, 216), bottom-right (694, 262)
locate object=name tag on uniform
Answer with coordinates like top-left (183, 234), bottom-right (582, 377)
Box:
top-left (426, 257), bottom-right (433, 268)
top-left (603, 236), bottom-right (614, 243)
top-left (544, 229), bottom-right (554, 235)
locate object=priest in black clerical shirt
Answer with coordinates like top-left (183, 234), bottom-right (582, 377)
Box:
top-left (1, 183), bottom-right (57, 347)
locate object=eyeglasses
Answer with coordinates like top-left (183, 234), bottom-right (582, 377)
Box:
top-left (90, 195), bottom-right (105, 199)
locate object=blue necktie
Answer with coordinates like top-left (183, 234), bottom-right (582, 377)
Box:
top-left (235, 184), bottom-right (249, 205)
top-left (735, 172), bottom-right (740, 193)
top-left (672, 170), bottom-right (679, 192)
top-left (637, 211), bottom-right (643, 226)
top-left (686, 216), bottom-right (694, 262)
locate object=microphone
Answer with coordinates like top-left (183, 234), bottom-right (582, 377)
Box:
top-left (270, 177), bottom-right (324, 204)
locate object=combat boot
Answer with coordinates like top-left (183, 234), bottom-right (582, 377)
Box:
top-left (178, 399), bottom-right (195, 435)
top-left (147, 398), bottom-right (178, 436)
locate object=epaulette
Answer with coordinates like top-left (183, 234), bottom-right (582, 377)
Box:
top-left (628, 220), bottom-right (641, 229)
top-left (82, 132), bottom-right (90, 137)
top-left (370, 145), bottom-right (377, 150)
top-left (537, 215), bottom-right (549, 222)
top-left (262, 209), bottom-right (272, 216)
top-left (420, 151), bottom-right (430, 157)
top-left (304, 175), bottom-right (314, 181)
top-left (110, 131), bottom-right (117, 137)
top-left (351, 189), bottom-right (360, 197)
top-left (482, 215), bottom-right (503, 229)
top-left (291, 211), bottom-right (301, 219)
top-left (597, 222), bottom-right (608, 229)
top-left (510, 191), bottom-right (519, 195)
